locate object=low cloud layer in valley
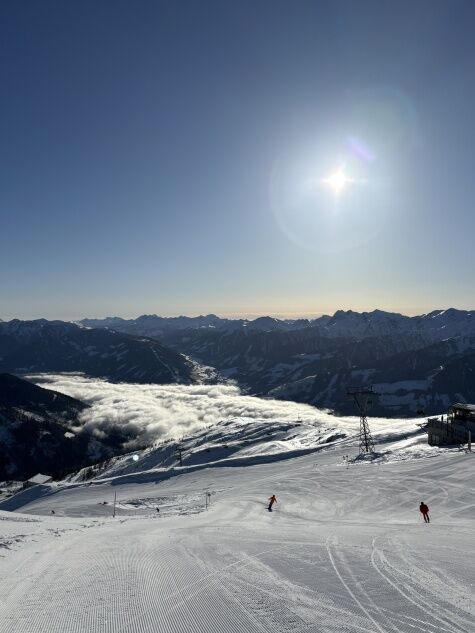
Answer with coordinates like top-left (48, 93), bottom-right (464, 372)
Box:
top-left (28, 373), bottom-right (329, 449)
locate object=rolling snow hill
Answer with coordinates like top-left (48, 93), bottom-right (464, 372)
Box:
top-left (0, 410), bottom-right (473, 633)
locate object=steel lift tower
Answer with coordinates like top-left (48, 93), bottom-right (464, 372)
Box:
top-left (347, 387), bottom-right (376, 455)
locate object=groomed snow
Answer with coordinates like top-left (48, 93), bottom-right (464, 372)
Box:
top-left (0, 411), bottom-right (473, 632)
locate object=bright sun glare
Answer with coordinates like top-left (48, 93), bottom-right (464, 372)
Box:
top-left (323, 168), bottom-right (352, 195)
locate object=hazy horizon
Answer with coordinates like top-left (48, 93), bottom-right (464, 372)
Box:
top-left (2, 305), bottom-right (474, 323)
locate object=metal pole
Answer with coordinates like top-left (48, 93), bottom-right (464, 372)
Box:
top-left (347, 388), bottom-right (376, 455)
top-left (468, 430), bottom-right (472, 452)
top-left (113, 491), bottom-right (117, 518)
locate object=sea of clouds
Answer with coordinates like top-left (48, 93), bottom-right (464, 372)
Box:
top-left (28, 373), bottom-right (328, 448)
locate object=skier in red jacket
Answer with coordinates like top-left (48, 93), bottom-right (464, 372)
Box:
top-left (419, 501), bottom-right (430, 523)
top-left (268, 495), bottom-right (277, 511)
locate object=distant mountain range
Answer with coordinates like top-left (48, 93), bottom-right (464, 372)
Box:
top-left (0, 309), bottom-right (474, 416)
top-left (79, 308), bottom-right (475, 340)
top-left (0, 319), bottom-right (197, 384)
top-left (79, 309), bottom-right (475, 416)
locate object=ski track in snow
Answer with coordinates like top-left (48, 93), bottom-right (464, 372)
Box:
top-left (0, 440), bottom-right (473, 632)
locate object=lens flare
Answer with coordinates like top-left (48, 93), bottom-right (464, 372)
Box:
top-left (323, 168), bottom-right (353, 195)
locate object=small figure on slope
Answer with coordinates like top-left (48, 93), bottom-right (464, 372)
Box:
top-left (268, 495), bottom-right (277, 512)
top-left (419, 501), bottom-right (430, 523)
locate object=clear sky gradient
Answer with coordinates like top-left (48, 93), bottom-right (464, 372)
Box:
top-left (1, 0), bottom-right (474, 320)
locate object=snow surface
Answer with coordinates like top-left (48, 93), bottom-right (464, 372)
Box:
top-left (0, 413), bottom-right (473, 633)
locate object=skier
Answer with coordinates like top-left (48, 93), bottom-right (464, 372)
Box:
top-left (268, 495), bottom-right (277, 512)
top-left (419, 501), bottom-right (430, 523)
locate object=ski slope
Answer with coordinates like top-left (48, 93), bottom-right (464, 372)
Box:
top-left (0, 419), bottom-right (474, 633)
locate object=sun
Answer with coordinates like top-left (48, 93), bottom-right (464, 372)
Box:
top-left (323, 168), bottom-right (352, 195)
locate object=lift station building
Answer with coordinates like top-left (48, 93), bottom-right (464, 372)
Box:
top-left (427, 403), bottom-right (475, 446)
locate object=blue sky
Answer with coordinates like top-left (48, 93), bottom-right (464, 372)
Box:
top-left (1, 0), bottom-right (475, 320)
